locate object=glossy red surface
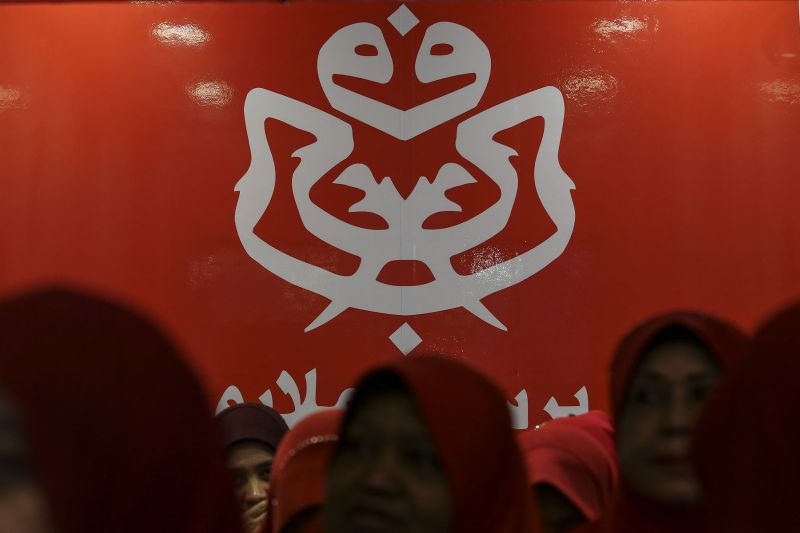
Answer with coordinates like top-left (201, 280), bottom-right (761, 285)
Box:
top-left (1, 1), bottom-right (798, 425)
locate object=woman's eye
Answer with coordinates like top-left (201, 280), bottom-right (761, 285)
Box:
top-left (690, 384), bottom-right (715, 402)
top-left (342, 438), bottom-right (376, 459)
top-left (403, 448), bottom-right (439, 468)
top-left (633, 388), bottom-right (662, 406)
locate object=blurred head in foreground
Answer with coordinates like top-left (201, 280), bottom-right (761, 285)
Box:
top-left (611, 311), bottom-right (747, 510)
top-left (0, 288), bottom-right (243, 533)
top-left (265, 409), bottom-right (341, 533)
top-left (324, 355), bottom-right (539, 533)
top-left (695, 302), bottom-right (800, 532)
top-left (585, 310), bottom-right (748, 533)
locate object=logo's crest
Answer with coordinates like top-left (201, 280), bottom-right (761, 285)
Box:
top-left (234, 5), bottom-right (575, 338)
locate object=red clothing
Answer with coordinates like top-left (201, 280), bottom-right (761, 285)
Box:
top-left (347, 356), bottom-right (541, 533)
top-left (574, 495), bottom-right (706, 533)
top-left (517, 411), bottom-right (618, 523)
top-left (610, 311), bottom-right (748, 415)
top-left (596, 311), bottom-right (747, 533)
top-left (265, 409), bottom-right (341, 533)
top-left (0, 288), bottom-right (243, 533)
top-left (694, 303), bottom-right (800, 532)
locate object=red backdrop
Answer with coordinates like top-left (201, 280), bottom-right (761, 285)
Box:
top-left (1, 1), bottom-right (799, 427)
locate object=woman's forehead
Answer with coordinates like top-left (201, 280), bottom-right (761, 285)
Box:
top-left (635, 341), bottom-right (720, 381)
top-left (347, 391), bottom-right (433, 441)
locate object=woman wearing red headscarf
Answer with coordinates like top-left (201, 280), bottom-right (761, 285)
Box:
top-left (517, 411), bottom-right (618, 533)
top-left (265, 409), bottom-right (341, 533)
top-left (0, 288), bottom-right (243, 533)
top-left (694, 302), bottom-right (800, 532)
top-left (581, 311), bottom-right (747, 533)
top-left (324, 355), bottom-right (540, 533)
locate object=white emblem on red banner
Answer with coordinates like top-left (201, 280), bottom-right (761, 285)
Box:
top-left (216, 369), bottom-right (353, 428)
top-left (234, 5), bottom-right (575, 333)
top-left (543, 386), bottom-right (590, 419)
top-left (216, 373), bottom-right (586, 430)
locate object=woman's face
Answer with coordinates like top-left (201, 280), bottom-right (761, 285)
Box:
top-left (325, 390), bottom-right (453, 533)
top-left (226, 441), bottom-right (274, 533)
top-left (0, 394), bottom-right (52, 533)
top-left (617, 339), bottom-right (720, 508)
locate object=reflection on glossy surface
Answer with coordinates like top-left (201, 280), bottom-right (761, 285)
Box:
top-left (187, 80), bottom-right (233, 107)
top-left (189, 255), bottom-right (219, 289)
top-left (152, 22), bottom-right (210, 46)
top-left (470, 246), bottom-right (514, 288)
top-left (1, 0), bottom-right (798, 438)
top-left (592, 16), bottom-right (648, 40)
top-left (0, 86), bottom-right (24, 112)
top-left (759, 78), bottom-right (800, 104)
top-left (560, 68), bottom-right (619, 112)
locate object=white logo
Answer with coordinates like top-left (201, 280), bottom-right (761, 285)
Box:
top-left (216, 368), bottom-right (588, 430)
top-left (235, 5), bottom-right (575, 333)
top-left (216, 368), bottom-right (353, 428)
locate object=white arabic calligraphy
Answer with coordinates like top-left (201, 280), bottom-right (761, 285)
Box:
top-left (217, 376), bottom-right (588, 430)
top-left (215, 368), bottom-right (352, 428)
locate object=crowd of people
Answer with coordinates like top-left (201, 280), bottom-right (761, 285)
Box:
top-left (0, 286), bottom-right (796, 532)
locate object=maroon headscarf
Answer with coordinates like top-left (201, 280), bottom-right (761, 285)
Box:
top-left (266, 409), bottom-right (341, 533)
top-left (694, 302), bottom-right (800, 532)
top-left (0, 288), bottom-right (243, 533)
top-left (610, 311), bottom-right (748, 416)
top-left (340, 356), bottom-right (540, 533)
top-left (517, 411), bottom-right (618, 523)
top-left (217, 403), bottom-right (288, 452)
top-left (582, 311), bottom-right (748, 533)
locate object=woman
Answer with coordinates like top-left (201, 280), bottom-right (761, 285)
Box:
top-left (265, 409), bottom-right (341, 533)
top-left (324, 356), bottom-right (539, 533)
top-left (0, 389), bottom-right (52, 533)
top-left (584, 311), bottom-right (747, 533)
top-left (517, 411), bottom-right (618, 533)
top-left (217, 403), bottom-right (289, 533)
top-left (694, 303), bottom-right (800, 532)
top-left (0, 288), bottom-right (243, 533)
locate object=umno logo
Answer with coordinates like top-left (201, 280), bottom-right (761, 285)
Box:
top-left (234, 4), bottom-right (576, 349)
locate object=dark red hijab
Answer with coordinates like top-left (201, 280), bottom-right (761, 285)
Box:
top-left (610, 311), bottom-right (747, 416)
top-left (341, 356), bottom-right (540, 533)
top-left (517, 411), bottom-right (618, 523)
top-left (0, 288), bottom-right (243, 533)
top-left (266, 409), bottom-right (341, 533)
top-left (694, 302), bottom-right (800, 532)
top-left (585, 311), bottom-right (748, 533)
top-left (217, 403), bottom-right (289, 452)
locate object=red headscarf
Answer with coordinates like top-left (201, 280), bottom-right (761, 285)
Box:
top-left (582, 311), bottom-right (748, 533)
top-left (694, 302), bottom-right (800, 532)
top-left (265, 409), bottom-right (341, 533)
top-left (0, 288), bottom-right (243, 533)
top-left (517, 411), bottom-right (618, 523)
top-left (610, 311), bottom-right (748, 416)
top-left (342, 356), bottom-right (540, 533)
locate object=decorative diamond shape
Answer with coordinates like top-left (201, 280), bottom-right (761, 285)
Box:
top-left (388, 4), bottom-right (419, 36)
top-left (389, 322), bottom-right (422, 356)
